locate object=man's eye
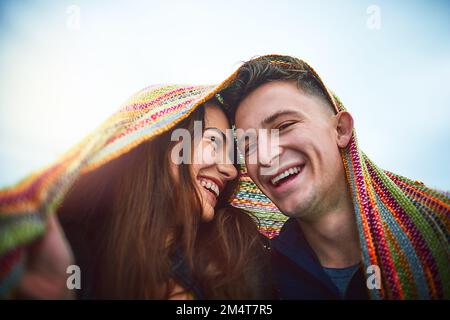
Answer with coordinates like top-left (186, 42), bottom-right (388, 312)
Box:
top-left (278, 122), bottom-right (295, 130)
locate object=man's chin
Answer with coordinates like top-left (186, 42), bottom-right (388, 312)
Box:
top-left (276, 196), bottom-right (313, 219)
top-left (276, 202), bottom-right (302, 218)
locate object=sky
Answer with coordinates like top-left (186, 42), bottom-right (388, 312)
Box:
top-left (0, 0), bottom-right (449, 190)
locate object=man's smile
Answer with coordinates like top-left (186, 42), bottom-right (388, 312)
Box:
top-left (262, 163), bottom-right (305, 195)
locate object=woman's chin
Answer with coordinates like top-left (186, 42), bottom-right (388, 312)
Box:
top-left (201, 204), bottom-right (215, 222)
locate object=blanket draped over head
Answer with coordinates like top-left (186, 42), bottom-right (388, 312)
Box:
top-left (220, 55), bottom-right (449, 299)
top-left (0, 81), bottom-right (286, 298)
top-left (1, 55), bottom-right (449, 299)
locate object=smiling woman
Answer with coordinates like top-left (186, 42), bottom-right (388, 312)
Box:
top-left (0, 84), bottom-right (272, 299)
top-left (169, 103), bottom-right (238, 223)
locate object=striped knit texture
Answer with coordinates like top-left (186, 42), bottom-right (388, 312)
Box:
top-left (338, 98), bottom-right (450, 299)
top-left (230, 158), bottom-right (287, 239)
top-left (0, 83), bottom-right (220, 296)
top-left (1, 55), bottom-right (449, 299)
top-left (0, 79), bottom-right (287, 297)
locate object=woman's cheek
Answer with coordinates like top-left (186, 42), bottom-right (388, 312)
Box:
top-left (196, 142), bottom-right (216, 165)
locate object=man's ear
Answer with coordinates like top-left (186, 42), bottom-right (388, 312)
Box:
top-left (335, 111), bottom-right (354, 148)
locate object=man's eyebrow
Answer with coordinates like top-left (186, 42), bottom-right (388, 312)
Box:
top-left (261, 109), bottom-right (301, 126)
top-left (204, 127), bottom-right (226, 140)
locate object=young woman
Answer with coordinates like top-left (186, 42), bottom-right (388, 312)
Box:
top-left (0, 84), bottom-right (271, 299)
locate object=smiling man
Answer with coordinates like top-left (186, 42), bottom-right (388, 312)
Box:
top-left (220, 55), bottom-right (450, 300)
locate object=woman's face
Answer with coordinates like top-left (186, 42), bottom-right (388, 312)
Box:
top-left (190, 103), bottom-right (238, 221)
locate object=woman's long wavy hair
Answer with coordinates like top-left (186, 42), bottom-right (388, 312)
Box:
top-left (58, 103), bottom-right (270, 299)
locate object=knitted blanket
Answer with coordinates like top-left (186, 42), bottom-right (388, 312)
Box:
top-left (1, 55), bottom-right (449, 299)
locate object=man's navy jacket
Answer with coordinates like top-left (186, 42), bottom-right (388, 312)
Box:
top-left (271, 218), bottom-right (370, 300)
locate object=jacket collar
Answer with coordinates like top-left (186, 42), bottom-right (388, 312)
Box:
top-left (271, 218), bottom-right (340, 294)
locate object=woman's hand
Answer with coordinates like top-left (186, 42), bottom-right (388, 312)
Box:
top-left (16, 214), bottom-right (75, 299)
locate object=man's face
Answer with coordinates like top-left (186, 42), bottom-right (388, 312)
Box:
top-left (235, 80), bottom-right (347, 219)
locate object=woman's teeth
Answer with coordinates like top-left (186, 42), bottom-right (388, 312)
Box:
top-left (271, 166), bottom-right (302, 186)
top-left (200, 179), bottom-right (220, 197)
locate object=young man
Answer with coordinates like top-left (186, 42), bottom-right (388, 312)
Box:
top-left (220, 55), bottom-right (449, 299)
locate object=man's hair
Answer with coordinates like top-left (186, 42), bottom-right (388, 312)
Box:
top-left (220, 55), bottom-right (333, 120)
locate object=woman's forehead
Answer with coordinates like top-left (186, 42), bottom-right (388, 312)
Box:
top-left (204, 103), bottom-right (230, 131)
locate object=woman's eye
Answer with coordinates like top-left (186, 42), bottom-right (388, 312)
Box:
top-left (207, 135), bottom-right (222, 147)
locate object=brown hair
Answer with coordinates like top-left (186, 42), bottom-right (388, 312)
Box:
top-left (58, 104), bottom-right (270, 299)
top-left (220, 55), bottom-right (332, 120)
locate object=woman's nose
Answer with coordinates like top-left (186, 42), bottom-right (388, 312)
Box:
top-left (217, 162), bottom-right (238, 181)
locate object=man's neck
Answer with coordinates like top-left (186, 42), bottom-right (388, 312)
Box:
top-left (297, 193), bottom-right (361, 269)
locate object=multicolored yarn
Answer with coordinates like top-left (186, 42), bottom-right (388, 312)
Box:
top-left (231, 163), bottom-right (288, 239)
top-left (0, 78), bottom-right (286, 297)
top-left (0, 83), bottom-right (220, 296)
top-left (0, 55), bottom-right (449, 300)
top-left (224, 55), bottom-right (450, 299)
top-left (338, 100), bottom-right (450, 299)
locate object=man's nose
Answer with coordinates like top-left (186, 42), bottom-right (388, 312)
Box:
top-left (257, 133), bottom-right (281, 167)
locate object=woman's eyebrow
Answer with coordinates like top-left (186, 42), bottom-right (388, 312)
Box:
top-left (204, 127), bottom-right (227, 140)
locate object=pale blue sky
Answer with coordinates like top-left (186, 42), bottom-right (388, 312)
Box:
top-left (0, 0), bottom-right (449, 190)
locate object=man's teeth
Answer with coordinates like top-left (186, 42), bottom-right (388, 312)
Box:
top-left (271, 166), bottom-right (301, 185)
top-left (200, 179), bottom-right (220, 197)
